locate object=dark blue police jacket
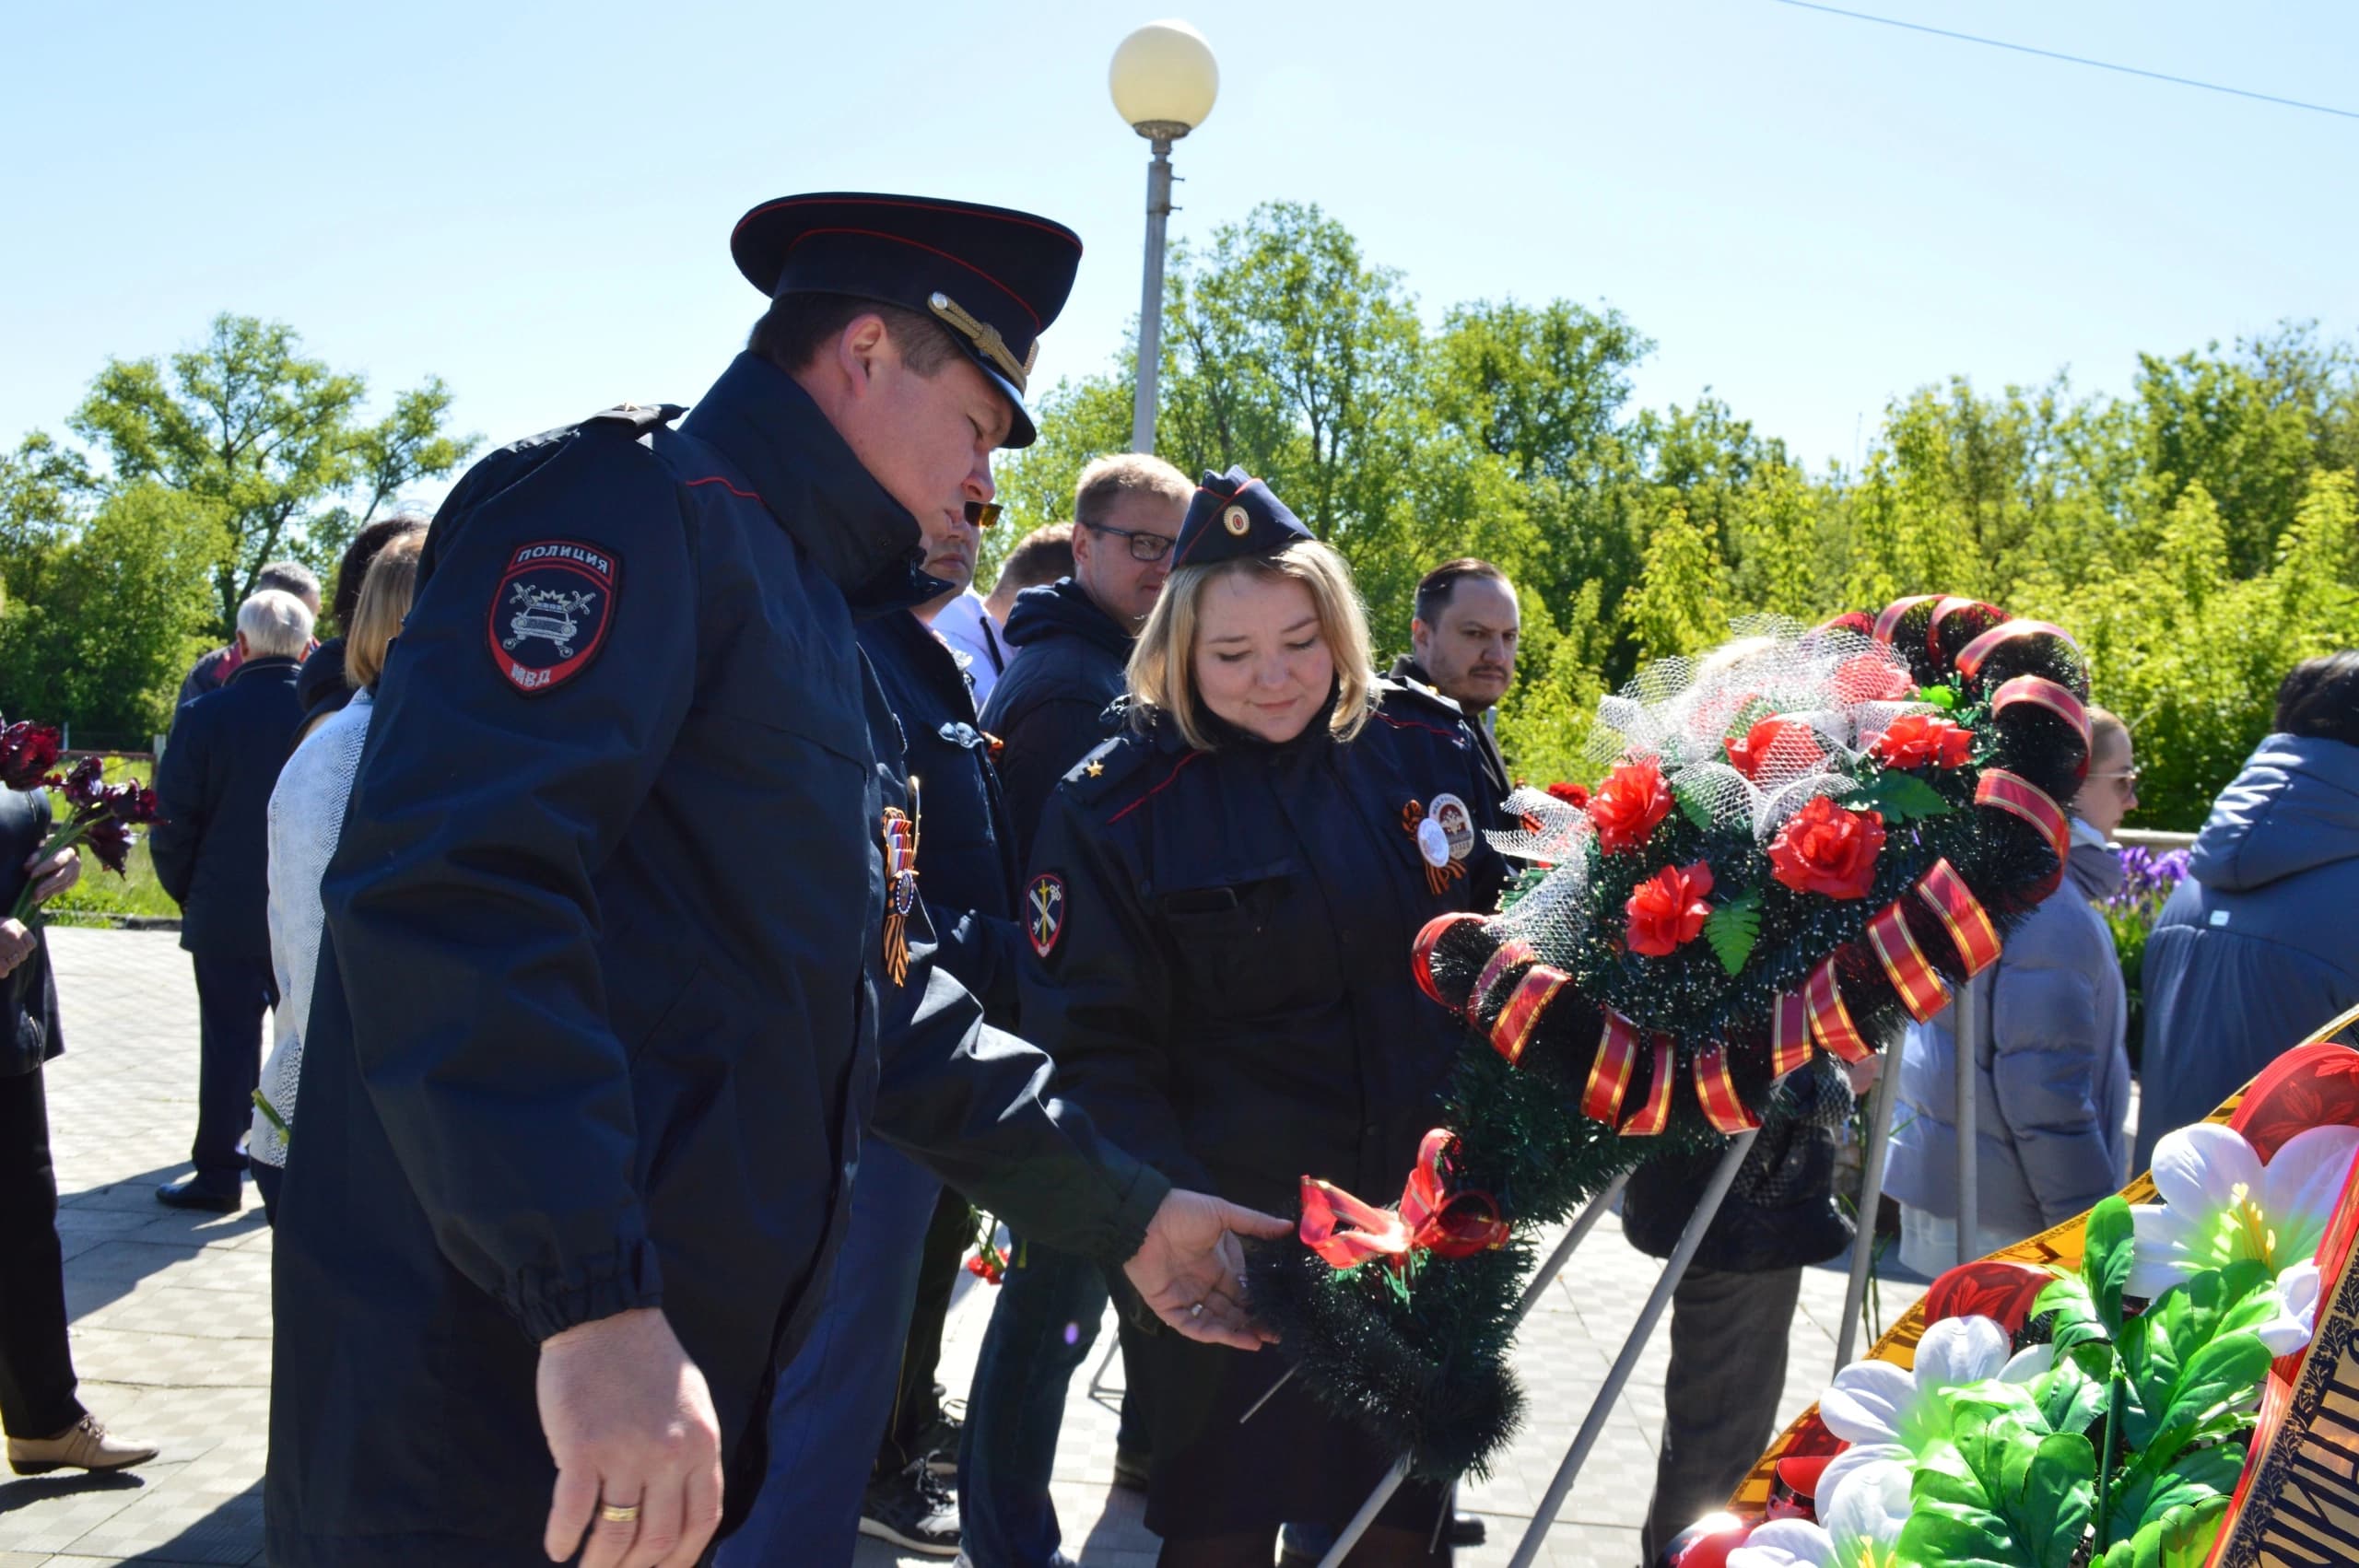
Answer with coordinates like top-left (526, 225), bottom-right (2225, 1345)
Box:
top-left (264, 355), bottom-right (1168, 1566)
top-left (979, 578), bottom-right (1133, 865)
top-left (1023, 684), bottom-right (1507, 1218)
top-left (856, 606), bottom-right (1023, 1027)
top-left (149, 654), bottom-right (305, 960)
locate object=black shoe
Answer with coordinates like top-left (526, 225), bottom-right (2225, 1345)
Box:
top-left (1449, 1513), bottom-right (1487, 1547)
top-left (156, 1176), bottom-right (240, 1213)
top-left (859, 1462), bottom-right (960, 1557)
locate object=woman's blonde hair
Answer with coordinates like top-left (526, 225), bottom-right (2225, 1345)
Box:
top-left (346, 531), bottom-right (426, 692)
top-left (1126, 538), bottom-right (1375, 752)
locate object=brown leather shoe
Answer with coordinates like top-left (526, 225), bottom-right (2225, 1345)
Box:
top-left (7, 1413), bottom-right (158, 1475)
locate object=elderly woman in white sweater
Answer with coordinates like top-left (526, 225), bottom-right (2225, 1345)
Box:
top-left (250, 528), bottom-right (424, 1222)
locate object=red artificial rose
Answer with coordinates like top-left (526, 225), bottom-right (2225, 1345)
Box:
top-left (1587, 756), bottom-right (1674, 856)
top-left (1831, 653), bottom-right (1914, 705)
top-left (1625, 860), bottom-right (1715, 957)
top-left (1873, 712), bottom-right (1974, 770)
top-left (1724, 718), bottom-right (1825, 782)
top-left (1545, 780), bottom-right (1590, 809)
top-left (0, 721), bottom-right (63, 793)
top-left (1767, 795), bottom-right (1886, 900)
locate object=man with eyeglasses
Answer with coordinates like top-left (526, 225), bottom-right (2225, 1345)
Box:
top-left (964, 452), bottom-right (1191, 1568)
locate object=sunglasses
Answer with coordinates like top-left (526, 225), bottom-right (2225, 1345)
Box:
top-left (963, 500), bottom-right (1002, 529)
top-left (2088, 766), bottom-right (2142, 785)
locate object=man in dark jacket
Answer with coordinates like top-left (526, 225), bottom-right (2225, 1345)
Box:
top-left (1387, 557), bottom-right (1519, 802)
top-left (1623, 1055), bottom-right (1862, 1567)
top-left (962, 452), bottom-right (1189, 1567)
top-left (722, 486), bottom-right (1026, 1562)
top-left (2136, 653), bottom-right (2359, 1169)
top-left (174, 561), bottom-right (321, 713)
top-left (980, 451), bottom-right (1191, 869)
top-left (149, 589), bottom-right (312, 1212)
top-left (263, 194), bottom-right (1282, 1568)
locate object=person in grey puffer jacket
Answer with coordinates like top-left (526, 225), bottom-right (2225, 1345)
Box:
top-left (1885, 708), bottom-right (2138, 1273)
top-left (2134, 654), bottom-right (2359, 1172)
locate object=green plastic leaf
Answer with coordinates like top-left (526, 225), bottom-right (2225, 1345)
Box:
top-left (2013, 1433), bottom-right (2098, 1568)
top-left (1895, 1504), bottom-right (2022, 1568)
top-left (1704, 887), bottom-right (1760, 975)
top-left (2084, 1198), bottom-right (2136, 1333)
top-left (2113, 1442), bottom-right (2246, 1537)
top-left (1925, 685), bottom-right (1960, 709)
top-left (2151, 1332), bottom-right (2273, 1453)
top-left (1672, 775), bottom-right (1716, 830)
top-left (2036, 1352), bottom-right (2108, 1437)
top-left (1851, 768), bottom-right (1957, 823)
top-left (2036, 1273), bottom-right (2113, 1361)
top-left (2114, 1497), bottom-right (2231, 1568)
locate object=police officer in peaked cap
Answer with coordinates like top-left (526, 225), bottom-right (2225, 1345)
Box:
top-left (264, 193), bottom-right (1289, 1568)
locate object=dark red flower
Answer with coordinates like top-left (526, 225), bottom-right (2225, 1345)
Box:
top-left (1831, 653), bottom-right (1914, 705)
top-left (1587, 757), bottom-right (1674, 856)
top-left (102, 780), bottom-right (161, 825)
top-left (58, 756), bottom-right (104, 811)
top-left (1544, 780), bottom-right (1590, 809)
top-left (1925, 1260), bottom-right (2056, 1335)
top-left (1872, 713), bottom-right (1974, 771)
top-left (1626, 860), bottom-right (1715, 957)
top-left (81, 816), bottom-right (134, 877)
top-left (1767, 795), bottom-right (1886, 900)
top-left (1724, 718), bottom-right (1825, 782)
top-left (0, 722), bottom-right (63, 793)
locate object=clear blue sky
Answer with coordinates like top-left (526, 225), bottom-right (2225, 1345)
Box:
top-left (6, 0), bottom-right (2353, 502)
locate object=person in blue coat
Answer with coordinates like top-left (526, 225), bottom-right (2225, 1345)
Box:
top-left (2135, 653), bottom-right (2359, 1170)
top-left (263, 194), bottom-right (1285, 1568)
top-left (1022, 470), bottom-right (1508, 1566)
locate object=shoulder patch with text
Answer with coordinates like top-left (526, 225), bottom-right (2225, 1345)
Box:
top-left (1027, 873), bottom-right (1067, 959)
top-left (488, 541), bottom-right (617, 694)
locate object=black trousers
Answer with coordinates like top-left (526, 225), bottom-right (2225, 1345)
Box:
top-left (875, 1185), bottom-right (973, 1475)
top-left (1640, 1264), bottom-right (1803, 1568)
top-left (190, 953), bottom-right (276, 1188)
top-left (0, 1066), bottom-right (82, 1439)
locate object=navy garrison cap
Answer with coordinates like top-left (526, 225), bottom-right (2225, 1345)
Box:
top-left (1171, 467), bottom-right (1313, 568)
top-left (731, 192), bottom-right (1082, 448)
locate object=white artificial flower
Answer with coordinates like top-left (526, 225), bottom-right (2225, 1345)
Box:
top-left (2128, 1123), bottom-right (2359, 1300)
top-left (1819, 1315), bottom-right (2053, 1454)
top-left (1728, 1458), bottom-right (1915, 1568)
top-left (2248, 1258), bottom-right (2324, 1357)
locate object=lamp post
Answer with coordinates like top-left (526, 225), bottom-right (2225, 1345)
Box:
top-left (1109, 19), bottom-right (1218, 455)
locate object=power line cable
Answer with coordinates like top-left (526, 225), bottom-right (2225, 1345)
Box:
top-left (1772, 0), bottom-right (2359, 122)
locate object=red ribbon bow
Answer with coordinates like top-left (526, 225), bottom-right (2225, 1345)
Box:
top-left (1299, 1129), bottom-right (1508, 1271)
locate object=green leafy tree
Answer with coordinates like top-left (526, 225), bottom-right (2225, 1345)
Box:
top-left (67, 313), bottom-right (477, 631)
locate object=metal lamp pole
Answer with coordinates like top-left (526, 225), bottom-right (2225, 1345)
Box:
top-left (1131, 127), bottom-right (1184, 454)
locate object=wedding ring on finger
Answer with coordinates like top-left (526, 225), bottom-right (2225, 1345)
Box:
top-left (1188, 1302), bottom-right (1205, 1319)
top-left (598, 1502), bottom-right (642, 1525)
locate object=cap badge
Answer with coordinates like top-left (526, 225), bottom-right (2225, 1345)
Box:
top-left (1222, 505), bottom-right (1250, 537)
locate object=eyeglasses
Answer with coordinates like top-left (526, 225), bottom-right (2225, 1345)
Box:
top-left (1084, 519), bottom-right (1177, 563)
top-left (2088, 767), bottom-right (2142, 785)
top-left (963, 500), bottom-right (1002, 529)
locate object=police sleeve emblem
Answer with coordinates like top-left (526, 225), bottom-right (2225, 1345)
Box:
top-left (489, 541), bottom-right (618, 694)
top-left (1027, 873), bottom-right (1066, 959)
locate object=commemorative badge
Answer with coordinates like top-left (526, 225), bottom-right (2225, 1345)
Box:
top-left (880, 782), bottom-right (921, 986)
top-left (1428, 793), bottom-right (1476, 861)
top-left (1402, 797), bottom-right (1472, 896)
top-left (488, 541), bottom-right (617, 694)
top-left (1027, 873), bottom-right (1066, 959)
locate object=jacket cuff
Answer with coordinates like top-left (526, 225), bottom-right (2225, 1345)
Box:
top-left (511, 1237), bottom-right (665, 1343)
top-left (1084, 1149), bottom-right (1173, 1271)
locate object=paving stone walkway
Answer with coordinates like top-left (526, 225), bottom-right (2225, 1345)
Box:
top-left (3, 928), bottom-right (1918, 1567)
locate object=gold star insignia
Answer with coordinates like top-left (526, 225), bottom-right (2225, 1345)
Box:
top-left (1086, 760), bottom-right (1105, 778)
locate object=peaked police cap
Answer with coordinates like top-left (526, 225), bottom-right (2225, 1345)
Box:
top-left (1171, 467), bottom-right (1314, 568)
top-left (731, 192), bottom-right (1083, 448)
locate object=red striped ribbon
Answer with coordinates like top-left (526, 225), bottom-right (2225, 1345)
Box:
top-left (1693, 1043), bottom-right (1759, 1133)
top-left (1954, 619), bottom-right (2076, 684)
top-left (1989, 675), bottom-right (2092, 754)
top-left (1975, 769), bottom-right (2071, 865)
top-left (1491, 965), bottom-right (1568, 1066)
top-left (1410, 912), bottom-right (1485, 1010)
top-left (1868, 901), bottom-right (1953, 1023)
top-left (1916, 859), bottom-right (2001, 977)
top-left (1467, 939), bottom-right (1537, 1018)
top-left (1583, 1012), bottom-right (1643, 1124)
top-left (1805, 957), bottom-right (1873, 1064)
top-left (1873, 594), bottom-right (1939, 646)
top-left (1770, 990), bottom-right (1814, 1079)
top-left (1928, 597), bottom-right (1999, 657)
top-left (1622, 1036), bottom-right (1675, 1135)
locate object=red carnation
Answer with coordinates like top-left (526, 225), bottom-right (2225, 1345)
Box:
top-left (1626, 860), bottom-right (1715, 957)
top-left (0, 722), bottom-right (63, 793)
top-left (1767, 795), bottom-right (1886, 900)
top-left (1544, 780), bottom-right (1590, 809)
top-left (1724, 718), bottom-right (1825, 782)
top-left (1872, 712), bottom-right (1973, 771)
top-left (1831, 654), bottom-right (1914, 705)
top-left (1587, 757), bottom-right (1674, 856)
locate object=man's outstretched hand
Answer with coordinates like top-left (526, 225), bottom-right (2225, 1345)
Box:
top-left (1122, 1188), bottom-right (1292, 1352)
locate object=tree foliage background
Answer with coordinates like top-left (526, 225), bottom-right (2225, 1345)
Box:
top-left (990, 203), bottom-right (2359, 829)
top-left (0, 314), bottom-right (475, 743)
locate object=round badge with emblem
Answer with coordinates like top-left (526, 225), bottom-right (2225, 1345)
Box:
top-left (1222, 504), bottom-right (1250, 537)
top-left (1416, 816), bottom-right (1451, 869)
top-left (1427, 792), bottom-right (1476, 862)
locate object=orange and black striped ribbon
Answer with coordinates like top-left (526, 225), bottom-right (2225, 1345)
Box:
top-left (1769, 990), bottom-right (1814, 1080)
top-left (1693, 1043), bottom-right (1759, 1133)
top-left (1916, 859), bottom-right (2001, 977)
top-left (1867, 900), bottom-right (1953, 1023)
top-left (1402, 800), bottom-right (1466, 896)
top-left (1491, 965), bottom-right (1568, 1066)
top-left (1954, 618), bottom-right (2076, 684)
top-left (1804, 956), bottom-right (1874, 1064)
top-left (1621, 1037), bottom-right (1676, 1135)
top-left (1989, 675), bottom-right (2092, 754)
top-left (1583, 1012), bottom-right (1643, 1124)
